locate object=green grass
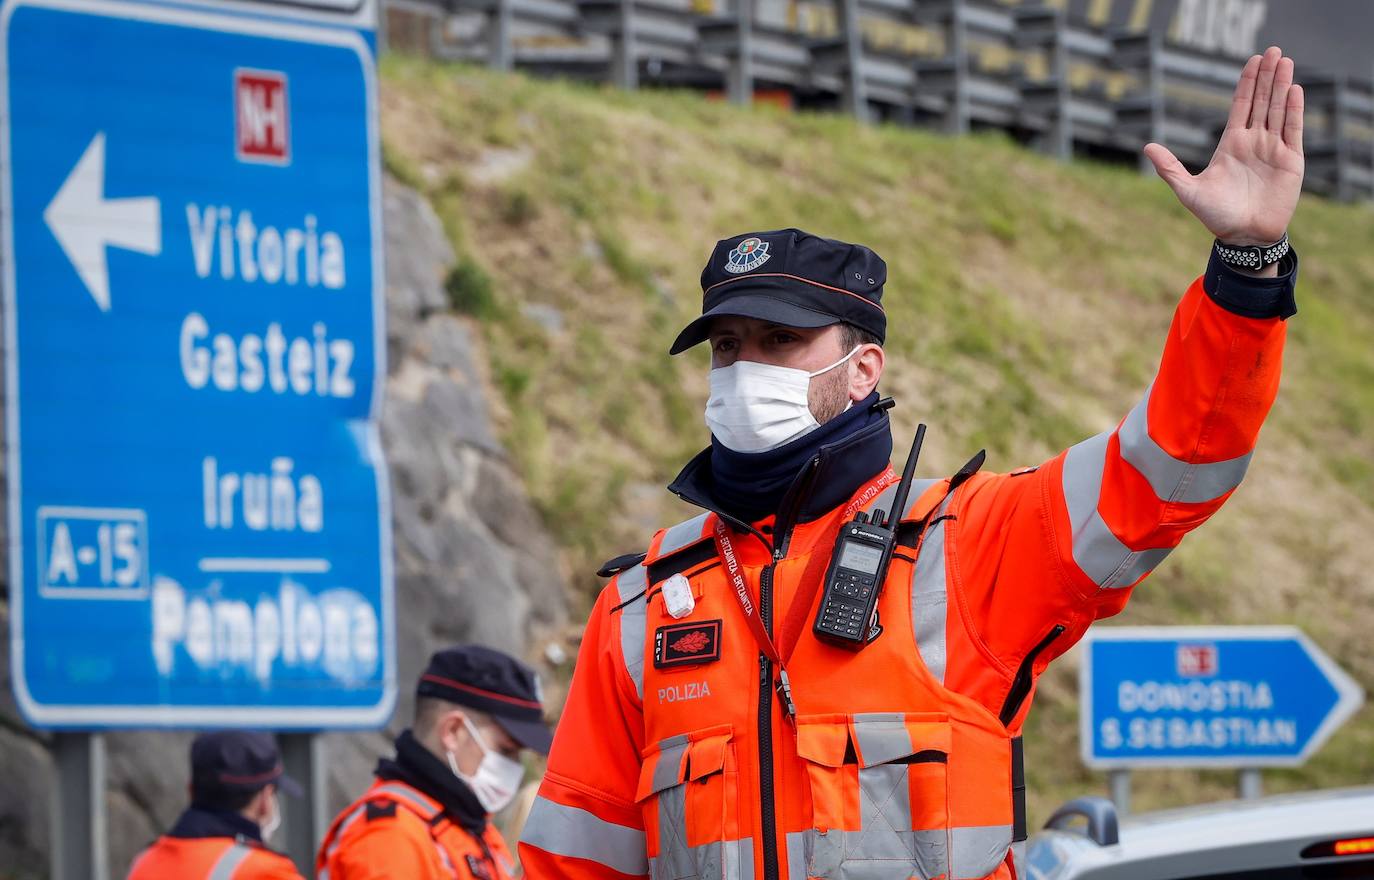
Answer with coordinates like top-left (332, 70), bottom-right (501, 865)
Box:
top-left (379, 54), bottom-right (1374, 821)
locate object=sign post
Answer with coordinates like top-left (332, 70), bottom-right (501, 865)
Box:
top-left (3, 0), bottom-right (389, 872)
top-left (280, 732), bottom-right (329, 870)
top-left (51, 732), bottom-right (108, 880)
top-left (1082, 627), bottom-right (1364, 796)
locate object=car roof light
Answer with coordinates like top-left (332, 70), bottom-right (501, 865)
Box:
top-left (1301, 836), bottom-right (1374, 859)
top-left (1336, 838), bottom-right (1374, 856)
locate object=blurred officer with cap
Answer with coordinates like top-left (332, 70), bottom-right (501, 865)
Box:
top-left (317, 644), bottom-right (552, 879)
top-left (520, 48), bottom-right (1306, 880)
top-left (127, 730), bottom-right (303, 879)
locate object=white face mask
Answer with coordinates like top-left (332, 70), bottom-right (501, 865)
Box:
top-left (446, 717), bottom-right (525, 814)
top-left (259, 790), bottom-right (281, 842)
top-left (705, 346), bottom-right (861, 453)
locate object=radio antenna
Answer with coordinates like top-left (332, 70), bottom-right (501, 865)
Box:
top-left (885, 423), bottom-right (926, 529)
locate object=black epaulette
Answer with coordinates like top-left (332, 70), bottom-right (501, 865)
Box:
top-left (894, 450), bottom-right (986, 549)
top-left (598, 531), bottom-right (720, 586)
top-left (596, 552), bottom-right (647, 578)
top-left (647, 538), bottom-right (717, 586)
top-left (949, 449), bottom-right (986, 491)
top-left (365, 800), bottom-right (398, 822)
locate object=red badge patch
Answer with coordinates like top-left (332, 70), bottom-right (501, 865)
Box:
top-left (654, 620), bottom-right (722, 669)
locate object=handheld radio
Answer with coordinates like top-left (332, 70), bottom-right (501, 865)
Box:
top-left (812, 423), bottom-right (927, 649)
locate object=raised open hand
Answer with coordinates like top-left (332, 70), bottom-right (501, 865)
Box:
top-left (1144, 46), bottom-right (1304, 246)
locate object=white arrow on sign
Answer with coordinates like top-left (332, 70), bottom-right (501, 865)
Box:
top-left (43, 132), bottom-right (161, 312)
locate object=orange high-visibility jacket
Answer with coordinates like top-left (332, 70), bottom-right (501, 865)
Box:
top-left (127, 835), bottom-right (302, 879)
top-left (317, 779), bottom-right (517, 880)
top-left (519, 264), bottom-right (1291, 880)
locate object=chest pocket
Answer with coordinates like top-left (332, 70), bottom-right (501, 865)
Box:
top-left (796, 713), bottom-right (951, 880)
top-left (636, 725), bottom-right (745, 880)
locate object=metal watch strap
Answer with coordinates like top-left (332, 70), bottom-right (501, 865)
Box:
top-left (1213, 233), bottom-right (1290, 271)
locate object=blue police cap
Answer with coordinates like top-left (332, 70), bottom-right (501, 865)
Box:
top-left (190, 730), bottom-right (301, 807)
top-left (416, 644), bottom-right (553, 755)
top-left (671, 228), bottom-right (887, 355)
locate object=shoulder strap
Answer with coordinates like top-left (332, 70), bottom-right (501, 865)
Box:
top-left (602, 511), bottom-right (716, 594)
top-left (319, 783), bottom-right (440, 876)
top-left (598, 509), bottom-right (715, 581)
top-left (645, 512), bottom-right (712, 567)
top-left (596, 551), bottom-right (646, 578)
top-left (364, 782), bottom-right (443, 822)
top-left (885, 449), bottom-right (985, 548)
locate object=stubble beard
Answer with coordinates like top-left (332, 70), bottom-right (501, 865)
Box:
top-left (809, 365), bottom-right (853, 425)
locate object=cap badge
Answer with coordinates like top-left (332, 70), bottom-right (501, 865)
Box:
top-left (724, 237), bottom-right (771, 274)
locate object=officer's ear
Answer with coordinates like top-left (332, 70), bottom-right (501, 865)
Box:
top-left (244, 784), bottom-right (274, 823)
top-left (848, 343), bottom-right (883, 401)
top-left (435, 707), bottom-right (469, 755)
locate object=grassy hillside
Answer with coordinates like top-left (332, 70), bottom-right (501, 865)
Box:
top-left (379, 55), bottom-right (1374, 821)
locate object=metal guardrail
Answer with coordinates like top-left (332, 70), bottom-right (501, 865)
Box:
top-left (383, 0), bottom-right (1374, 200)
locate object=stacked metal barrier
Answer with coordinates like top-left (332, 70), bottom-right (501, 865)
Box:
top-left (382, 0), bottom-right (1374, 200)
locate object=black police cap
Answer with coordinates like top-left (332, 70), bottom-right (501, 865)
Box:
top-left (416, 644), bottom-right (553, 755)
top-left (671, 228), bottom-right (887, 355)
top-left (190, 730), bottom-right (301, 808)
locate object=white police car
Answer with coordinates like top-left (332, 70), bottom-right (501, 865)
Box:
top-left (1023, 787), bottom-right (1374, 879)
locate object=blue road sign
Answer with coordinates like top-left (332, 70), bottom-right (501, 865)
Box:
top-left (3, 0), bottom-right (393, 728)
top-left (1081, 627), bottom-right (1364, 768)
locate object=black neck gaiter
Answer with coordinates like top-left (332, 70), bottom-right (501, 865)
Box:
top-left (708, 391), bottom-right (889, 523)
top-left (375, 728), bottom-right (488, 833)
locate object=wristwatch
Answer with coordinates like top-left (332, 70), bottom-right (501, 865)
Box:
top-left (1213, 233), bottom-right (1290, 271)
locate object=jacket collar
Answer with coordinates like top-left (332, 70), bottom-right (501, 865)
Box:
top-left (669, 395), bottom-right (894, 542)
top-left (167, 805), bottom-right (264, 843)
top-left (376, 728), bottom-right (488, 833)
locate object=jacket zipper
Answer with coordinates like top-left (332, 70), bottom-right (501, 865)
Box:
top-left (674, 454), bottom-right (821, 880)
top-left (756, 456), bottom-right (819, 880)
top-left (757, 564), bottom-right (779, 880)
top-left (998, 624), bottom-right (1066, 726)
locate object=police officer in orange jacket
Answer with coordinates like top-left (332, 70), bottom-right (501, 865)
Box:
top-left (318, 645), bottom-right (553, 879)
top-left (520, 47), bottom-right (1306, 880)
top-left (127, 730), bottom-right (303, 879)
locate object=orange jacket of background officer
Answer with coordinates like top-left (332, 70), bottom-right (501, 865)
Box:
top-left (519, 257), bottom-right (1294, 880)
top-left (128, 836), bottom-right (300, 879)
top-left (318, 778), bottom-right (517, 880)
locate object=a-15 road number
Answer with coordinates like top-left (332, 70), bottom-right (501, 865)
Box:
top-left (37, 507), bottom-right (149, 599)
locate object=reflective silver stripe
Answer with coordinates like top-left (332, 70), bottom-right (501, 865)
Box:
top-left (951, 824), bottom-right (1013, 879)
top-left (654, 782), bottom-right (692, 878)
top-left (207, 843), bottom-right (252, 880)
top-left (1063, 431), bottom-right (1174, 589)
top-left (910, 495), bottom-right (952, 683)
top-left (802, 829), bottom-right (948, 879)
top-left (369, 783), bottom-right (440, 819)
top-left (902, 479), bottom-right (942, 519)
top-left (651, 734), bottom-right (690, 793)
top-left (642, 734), bottom-right (751, 880)
top-left (789, 826), bottom-right (1002, 879)
top-left (786, 831), bottom-right (809, 880)
top-left (650, 837), bottom-right (754, 880)
top-left (658, 512), bottom-right (710, 558)
top-left (435, 842), bottom-right (456, 872)
top-left (799, 716), bottom-right (953, 878)
top-left (861, 479), bottom-right (941, 523)
top-left (616, 563), bottom-right (649, 699)
top-left (854, 763), bottom-right (914, 855)
top-left (1118, 386), bottom-right (1253, 504)
top-left (322, 804), bottom-right (368, 861)
top-left (521, 797), bottom-right (651, 876)
top-left (851, 713), bottom-right (913, 766)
